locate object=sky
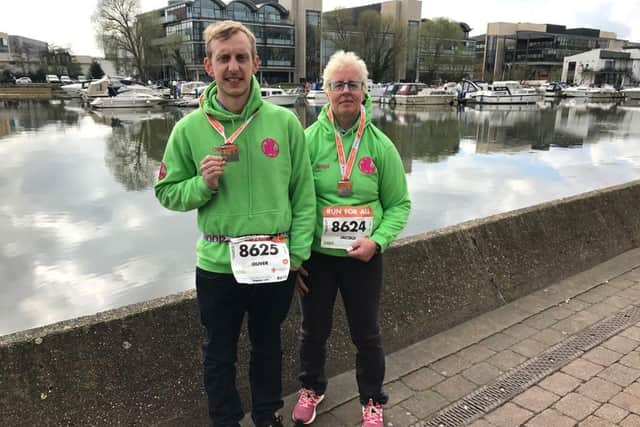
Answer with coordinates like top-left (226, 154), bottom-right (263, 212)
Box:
top-left (1, 0), bottom-right (639, 57)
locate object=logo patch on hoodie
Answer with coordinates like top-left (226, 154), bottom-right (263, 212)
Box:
top-left (158, 162), bottom-right (167, 180)
top-left (261, 138), bottom-right (280, 158)
top-left (359, 157), bottom-right (376, 174)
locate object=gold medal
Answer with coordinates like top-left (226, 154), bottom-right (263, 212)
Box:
top-left (214, 144), bottom-right (239, 162)
top-left (337, 180), bottom-right (353, 197)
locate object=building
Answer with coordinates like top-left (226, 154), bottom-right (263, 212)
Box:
top-left (0, 33), bottom-right (48, 75)
top-left (146, 0), bottom-right (321, 83)
top-left (321, 0), bottom-right (422, 82)
top-left (562, 48), bottom-right (640, 86)
top-left (482, 22), bottom-right (625, 82)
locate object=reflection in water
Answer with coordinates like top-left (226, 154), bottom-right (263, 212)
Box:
top-left (95, 110), bottom-right (179, 191)
top-left (0, 100), bottom-right (81, 139)
top-left (1, 100), bottom-right (640, 335)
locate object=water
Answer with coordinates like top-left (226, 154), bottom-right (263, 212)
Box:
top-left (1, 99), bottom-right (640, 336)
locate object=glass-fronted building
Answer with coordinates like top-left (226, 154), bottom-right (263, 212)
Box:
top-left (483, 23), bottom-right (624, 82)
top-left (148, 0), bottom-right (321, 83)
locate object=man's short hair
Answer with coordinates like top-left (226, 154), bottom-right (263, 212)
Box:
top-left (203, 20), bottom-right (257, 59)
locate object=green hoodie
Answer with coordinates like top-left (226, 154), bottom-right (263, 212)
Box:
top-left (305, 94), bottom-right (410, 257)
top-left (155, 77), bottom-right (316, 272)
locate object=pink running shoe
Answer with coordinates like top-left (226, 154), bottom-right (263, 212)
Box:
top-left (292, 388), bottom-right (324, 424)
top-left (361, 399), bottom-right (383, 427)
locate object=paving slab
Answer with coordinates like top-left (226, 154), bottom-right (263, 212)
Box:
top-left (254, 250), bottom-right (640, 427)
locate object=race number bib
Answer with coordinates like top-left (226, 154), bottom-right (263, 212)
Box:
top-left (321, 206), bottom-right (373, 250)
top-left (229, 235), bottom-right (290, 284)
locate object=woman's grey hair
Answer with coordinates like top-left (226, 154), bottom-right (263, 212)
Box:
top-left (322, 50), bottom-right (369, 93)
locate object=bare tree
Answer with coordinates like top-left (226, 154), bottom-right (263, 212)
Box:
top-left (357, 10), bottom-right (406, 82)
top-left (93, 0), bottom-right (161, 80)
top-left (323, 8), bottom-right (355, 52)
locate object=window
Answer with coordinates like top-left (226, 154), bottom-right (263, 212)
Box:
top-left (228, 3), bottom-right (253, 21)
top-left (259, 5), bottom-right (282, 23)
top-left (264, 27), bottom-right (294, 46)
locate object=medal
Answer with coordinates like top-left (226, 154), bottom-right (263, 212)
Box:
top-left (202, 105), bottom-right (258, 163)
top-left (214, 144), bottom-right (239, 162)
top-left (328, 105), bottom-right (366, 197)
top-left (337, 180), bottom-right (353, 197)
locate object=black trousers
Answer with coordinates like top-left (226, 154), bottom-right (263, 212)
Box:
top-left (196, 267), bottom-right (295, 427)
top-left (298, 251), bottom-right (388, 405)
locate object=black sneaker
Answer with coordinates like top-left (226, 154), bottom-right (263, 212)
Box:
top-left (259, 413), bottom-right (284, 427)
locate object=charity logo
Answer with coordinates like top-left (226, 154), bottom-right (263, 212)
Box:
top-left (261, 138), bottom-right (280, 157)
top-left (358, 157), bottom-right (376, 174)
top-left (158, 162), bottom-right (167, 179)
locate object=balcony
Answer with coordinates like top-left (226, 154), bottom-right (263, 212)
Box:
top-left (160, 15), bottom-right (177, 24)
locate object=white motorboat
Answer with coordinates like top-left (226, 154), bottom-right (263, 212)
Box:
top-left (367, 81), bottom-right (386, 103)
top-left (585, 85), bottom-right (623, 101)
top-left (305, 89), bottom-right (328, 104)
top-left (381, 82), bottom-right (427, 105)
top-left (90, 91), bottom-right (165, 109)
top-left (392, 87), bottom-right (455, 106)
top-left (179, 81), bottom-right (208, 97)
top-left (261, 87), bottom-right (298, 107)
top-left (562, 85), bottom-right (590, 98)
top-left (461, 80), bottom-right (540, 104)
top-left (543, 81), bottom-right (568, 98)
top-left (60, 81), bottom-right (91, 97)
top-left (622, 87), bottom-right (640, 100)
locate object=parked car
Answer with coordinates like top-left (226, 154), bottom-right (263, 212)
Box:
top-left (60, 75), bottom-right (72, 84)
top-left (15, 76), bottom-right (32, 84)
top-left (45, 74), bottom-right (60, 84)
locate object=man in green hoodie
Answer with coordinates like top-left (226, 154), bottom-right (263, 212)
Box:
top-left (155, 21), bottom-right (315, 427)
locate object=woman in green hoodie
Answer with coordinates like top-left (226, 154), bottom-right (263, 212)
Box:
top-left (292, 51), bottom-right (411, 427)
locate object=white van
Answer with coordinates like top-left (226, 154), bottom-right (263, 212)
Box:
top-left (46, 74), bottom-right (60, 83)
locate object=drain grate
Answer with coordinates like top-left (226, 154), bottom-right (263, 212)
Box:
top-left (415, 305), bottom-right (640, 427)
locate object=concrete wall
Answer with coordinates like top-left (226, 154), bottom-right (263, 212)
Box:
top-left (2, 181), bottom-right (640, 425)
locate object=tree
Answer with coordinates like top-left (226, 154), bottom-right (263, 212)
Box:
top-left (93, 0), bottom-right (161, 81)
top-left (323, 8), bottom-right (355, 53)
top-left (89, 61), bottom-right (105, 79)
top-left (67, 61), bottom-right (83, 80)
top-left (32, 67), bottom-right (47, 83)
top-left (417, 18), bottom-right (471, 84)
top-left (357, 10), bottom-right (406, 82)
top-left (323, 9), bottom-right (406, 82)
top-left (0, 70), bottom-right (14, 83)
top-left (172, 48), bottom-right (187, 80)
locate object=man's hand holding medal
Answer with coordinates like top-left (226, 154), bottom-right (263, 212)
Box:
top-left (200, 154), bottom-right (226, 191)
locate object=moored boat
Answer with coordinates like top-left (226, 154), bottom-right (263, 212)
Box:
top-left (261, 87), bottom-right (298, 107)
top-left (90, 91), bottom-right (165, 108)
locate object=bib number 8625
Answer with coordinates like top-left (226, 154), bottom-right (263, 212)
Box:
top-left (238, 243), bottom-right (279, 258)
top-left (331, 220), bottom-right (367, 233)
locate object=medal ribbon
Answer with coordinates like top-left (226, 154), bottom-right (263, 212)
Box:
top-left (200, 95), bottom-right (258, 145)
top-left (327, 105), bottom-right (366, 181)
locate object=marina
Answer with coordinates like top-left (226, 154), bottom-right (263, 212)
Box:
top-left (1, 98), bottom-right (640, 335)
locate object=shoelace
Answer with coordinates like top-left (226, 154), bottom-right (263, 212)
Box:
top-left (363, 401), bottom-right (383, 423)
top-left (298, 389), bottom-right (319, 408)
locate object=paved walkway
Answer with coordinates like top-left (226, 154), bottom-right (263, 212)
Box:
top-left (267, 248), bottom-right (640, 427)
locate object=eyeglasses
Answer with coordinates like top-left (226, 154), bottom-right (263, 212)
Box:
top-left (327, 80), bottom-right (365, 93)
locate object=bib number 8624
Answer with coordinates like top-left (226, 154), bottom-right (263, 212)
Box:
top-left (238, 243), bottom-right (279, 258)
top-left (331, 220), bottom-right (367, 233)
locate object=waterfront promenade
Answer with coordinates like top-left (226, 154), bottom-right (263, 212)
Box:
top-left (247, 248), bottom-right (640, 427)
